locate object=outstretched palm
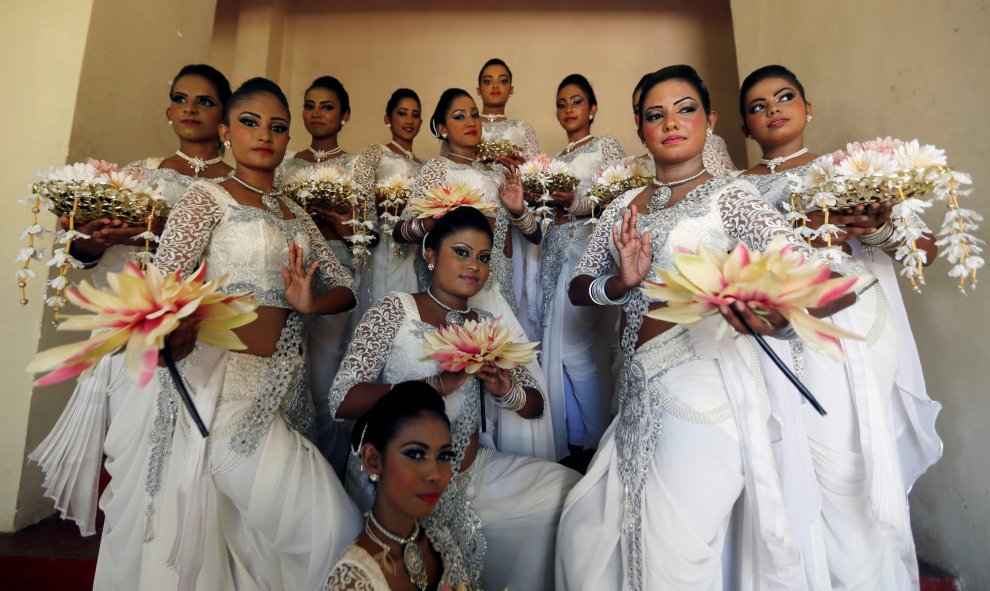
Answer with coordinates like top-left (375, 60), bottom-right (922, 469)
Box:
top-left (613, 205), bottom-right (652, 291)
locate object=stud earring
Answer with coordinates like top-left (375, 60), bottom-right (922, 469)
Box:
top-left (589, 115), bottom-right (594, 121)
top-left (369, 473), bottom-right (379, 482)
top-left (428, 262), bottom-right (435, 271)
top-left (441, 133), bottom-right (448, 139)
top-left (386, 122), bottom-right (391, 127)
top-left (341, 120), bottom-right (347, 127)
top-left (806, 114), bottom-right (813, 123)
top-left (223, 140), bottom-right (231, 148)
top-left (168, 120), bottom-right (173, 126)
top-left (706, 128), bottom-right (713, 137)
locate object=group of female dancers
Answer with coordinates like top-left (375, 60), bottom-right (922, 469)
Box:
top-left (29, 57), bottom-right (942, 590)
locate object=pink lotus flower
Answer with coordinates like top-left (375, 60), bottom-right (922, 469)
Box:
top-left (422, 316), bottom-right (538, 374)
top-left (85, 158), bottom-right (119, 175)
top-left (408, 184), bottom-right (498, 219)
top-left (641, 237), bottom-right (866, 361)
top-left (27, 261), bottom-right (259, 387)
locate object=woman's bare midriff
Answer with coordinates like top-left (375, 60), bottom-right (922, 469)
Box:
top-left (619, 302), bottom-right (680, 349)
top-left (233, 306), bottom-right (291, 357)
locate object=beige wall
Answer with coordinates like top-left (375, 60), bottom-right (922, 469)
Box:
top-left (0, 0), bottom-right (217, 531)
top-left (731, 1), bottom-right (990, 587)
top-left (211, 0), bottom-right (745, 165)
top-left (0, 0), bottom-right (94, 532)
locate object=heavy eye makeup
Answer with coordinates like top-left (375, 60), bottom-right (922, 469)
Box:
top-left (237, 113), bottom-right (289, 133)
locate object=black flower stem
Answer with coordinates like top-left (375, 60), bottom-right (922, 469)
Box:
top-left (733, 311), bottom-right (827, 417)
top-left (162, 346), bottom-right (210, 437)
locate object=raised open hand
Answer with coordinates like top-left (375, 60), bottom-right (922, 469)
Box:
top-left (283, 242), bottom-right (319, 314)
top-left (613, 206), bottom-right (653, 291)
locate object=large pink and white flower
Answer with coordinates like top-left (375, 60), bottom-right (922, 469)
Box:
top-left (408, 184), bottom-right (497, 219)
top-left (27, 261), bottom-right (259, 387)
top-left (422, 316), bottom-right (538, 374)
top-left (642, 237), bottom-right (866, 361)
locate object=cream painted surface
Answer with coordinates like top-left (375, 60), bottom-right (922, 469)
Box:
top-left (211, 0), bottom-right (745, 165)
top-left (732, 1), bottom-right (990, 587)
top-left (0, 0), bottom-right (94, 532)
top-left (0, 0), bottom-right (217, 531)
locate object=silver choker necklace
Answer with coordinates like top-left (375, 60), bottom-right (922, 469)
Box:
top-left (760, 147), bottom-right (809, 173)
top-left (482, 113), bottom-right (507, 122)
top-left (648, 168), bottom-right (707, 214)
top-left (308, 145), bottom-right (343, 163)
top-left (228, 174), bottom-right (282, 216)
top-left (564, 133), bottom-right (594, 154)
top-left (427, 287), bottom-right (470, 326)
top-left (388, 140), bottom-right (417, 161)
top-left (366, 512), bottom-right (427, 591)
top-left (175, 150), bottom-right (223, 176)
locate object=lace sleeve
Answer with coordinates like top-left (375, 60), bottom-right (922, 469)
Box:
top-left (599, 135), bottom-right (626, 164)
top-left (507, 364), bottom-right (545, 417)
top-left (154, 183), bottom-right (224, 276)
top-left (703, 134), bottom-right (737, 176)
top-left (328, 293), bottom-right (406, 417)
top-left (285, 198), bottom-right (356, 293)
top-left (401, 157), bottom-right (448, 222)
top-left (323, 562), bottom-right (375, 591)
top-left (123, 157), bottom-right (162, 175)
top-left (521, 121), bottom-right (542, 158)
top-left (571, 196), bottom-right (625, 279)
top-left (717, 180), bottom-right (815, 256)
top-left (352, 144), bottom-right (382, 199)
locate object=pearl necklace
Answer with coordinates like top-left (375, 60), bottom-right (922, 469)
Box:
top-left (441, 150), bottom-right (478, 167)
top-left (482, 113), bottom-right (507, 123)
top-left (228, 174), bottom-right (283, 216)
top-left (759, 147), bottom-right (809, 173)
top-left (387, 140), bottom-right (417, 162)
top-left (307, 145), bottom-right (343, 163)
top-left (564, 134), bottom-right (593, 154)
top-left (366, 512), bottom-right (428, 591)
top-left (175, 150), bottom-right (223, 177)
top-left (427, 287), bottom-right (470, 326)
top-left (648, 168), bottom-right (708, 214)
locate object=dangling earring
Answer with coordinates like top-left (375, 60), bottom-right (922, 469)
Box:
top-left (428, 262), bottom-right (435, 271)
top-left (806, 114), bottom-right (813, 123)
top-left (223, 140), bottom-right (231, 148)
top-left (369, 473), bottom-right (379, 483)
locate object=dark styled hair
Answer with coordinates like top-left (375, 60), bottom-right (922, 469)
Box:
top-left (223, 77), bottom-right (290, 125)
top-left (350, 381), bottom-right (451, 454)
top-left (632, 72), bottom-right (653, 99)
top-left (637, 65), bottom-right (711, 133)
top-left (557, 74), bottom-right (598, 108)
top-left (738, 65), bottom-right (807, 119)
top-left (307, 75), bottom-right (351, 114)
top-left (170, 64), bottom-right (232, 106)
top-left (478, 58), bottom-right (512, 85)
top-left (386, 88), bottom-right (421, 117)
top-left (424, 206), bottom-right (494, 252)
top-left (429, 88), bottom-right (473, 139)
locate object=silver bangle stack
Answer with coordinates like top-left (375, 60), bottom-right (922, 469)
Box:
top-left (509, 208), bottom-right (540, 235)
top-left (400, 217), bottom-right (426, 242)
top-left (492, 380), bottom-right (527, 412)
top-left (566, 195), bottom-right (595, 217)
top-left (858, 221), bottom-right (900, 251)
top-left (589, 274), bottom-right (631, 306)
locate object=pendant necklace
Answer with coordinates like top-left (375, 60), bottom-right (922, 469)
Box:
top-left (482, 113), bottom-right (507, 123)
top-left (427, 287), bottom-right (470, 327)
top-left (564, 134), bottom-right (593, 154)
top-left (441, 150), bottom-right (478, 168)
top-left (366, 512), bottom-right (428, 591)
top-left (388, 140), bottom-right (417, 162)
top-left (308, 145), bottom-right (343, 163)
top-left (760, 147), bottom-right (809, 173)
top-left (648, 168), bottom-right (707, 214)
top-left (175, 150), bottom-right (223, 177)
top-left (228, 174), bottom-right (282, 216)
